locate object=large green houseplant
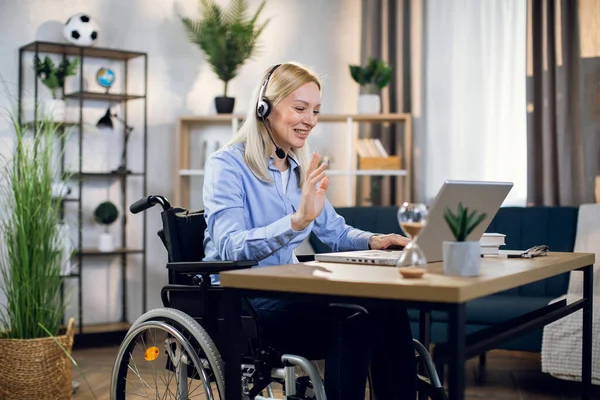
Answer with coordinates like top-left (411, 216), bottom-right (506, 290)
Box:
top-left (0, 106), bottom-right (75, 399)
top-left (181, 0), bottom-right (270, 113)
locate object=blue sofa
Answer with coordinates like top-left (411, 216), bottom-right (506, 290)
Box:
top-left (309, 206), bottom-right (579, 353)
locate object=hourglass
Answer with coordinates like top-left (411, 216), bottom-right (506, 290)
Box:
top-left (395, 202), bottom-right (429, 275)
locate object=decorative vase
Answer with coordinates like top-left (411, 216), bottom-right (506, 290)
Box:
top-left (357, 94), bottom-right (381, 114)
top-left (442, 241), bottom-right (481, 276)
top-left (41, 99), bottom-right (66, 121)
top-left (0, 319), bottom-right (75, 400)
top-left (215, 96), bottom-right (235, 114)
top-left (98, 232), bottom-right (115, 252)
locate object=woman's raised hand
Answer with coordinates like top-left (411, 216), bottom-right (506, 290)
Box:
top-left (291, 152), bottom-right (329, 231)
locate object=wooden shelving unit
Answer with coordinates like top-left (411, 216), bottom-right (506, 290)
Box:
top-left (63, 91), bottom-right (145, 102)
top-left (173, 113), bottom-right (413, 208)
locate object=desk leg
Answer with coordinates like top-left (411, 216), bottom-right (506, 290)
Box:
top-left (448, 303), bottom-right (466, 400)
top-left (582, 264), bottom-right (593, 400)
top-left (419, 310), bottom-right (432, 400)
top-left (223, 288), bottom-right (242, 400)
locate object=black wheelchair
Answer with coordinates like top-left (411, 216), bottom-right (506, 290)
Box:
top-left (110, 195), bottom-right (447, 400)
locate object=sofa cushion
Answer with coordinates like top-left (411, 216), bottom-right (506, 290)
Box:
top-left (408, 295), bottom-right (555, 325)
top-left (309, 206), bottom-right (403, 253)
top-left (409, 321), bottom-right (544, 353)
top-left (486, 206), bottom-right (578, 298)
top-left (465, 295), bottom-right (556, 325)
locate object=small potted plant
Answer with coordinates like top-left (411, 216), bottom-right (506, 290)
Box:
top-left (442, 202), bottom-right (487, 276)
top-left (93, 201), bottom-right (119, 252)
top-left (349, 57), bottom-right (392, 114)
top-left (33, 55), bottom-right (79, 121)
top-left (181, 0), bottom-right (270, 114)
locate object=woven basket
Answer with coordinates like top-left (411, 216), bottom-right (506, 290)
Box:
top-left (0, 318), bottom-right (75, 400)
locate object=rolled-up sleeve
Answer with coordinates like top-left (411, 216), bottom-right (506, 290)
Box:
top-left (203, 152), bottom-right (311, 261)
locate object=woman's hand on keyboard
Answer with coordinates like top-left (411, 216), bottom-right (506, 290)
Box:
top-left (368, 234), bottom-right (410, 250)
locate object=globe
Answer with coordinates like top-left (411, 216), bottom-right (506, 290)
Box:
top-left (96, 68), bottom-right (115, 89)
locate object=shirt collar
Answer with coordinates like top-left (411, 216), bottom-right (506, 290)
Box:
top-left (268, 152), bottom-right (301, 171)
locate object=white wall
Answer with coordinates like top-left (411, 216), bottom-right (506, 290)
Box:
top-left (0, 0), bottom-right (362, 324)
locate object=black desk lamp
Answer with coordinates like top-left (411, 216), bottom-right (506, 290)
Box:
top-left (96, 107), bottom-right (133, 174)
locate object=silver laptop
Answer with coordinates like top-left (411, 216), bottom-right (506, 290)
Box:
top-left (314, 180), bottom-right (513, 266)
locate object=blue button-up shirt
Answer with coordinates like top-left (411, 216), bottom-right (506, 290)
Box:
top-left (202, 143), bottom-right (374, 269)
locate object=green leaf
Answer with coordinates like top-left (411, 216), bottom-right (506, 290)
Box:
top-left (0, 80), bottom-right (73, 339)
top-left (443, 202), bottom-right (487, 242)
top-left (458, 206), bottom-right (468, 241)
top-left (32, 55), bottom-right (77, 99)
top-left (182, 0), bottom-right (270, 95)
top-left (349, 57), bottom-right (393, 91)
top-left (443, 207), bottom-right (461, 240)
top-left (466, 213), bottom-right (487, 236)
top-left (93, 201), bottom-right (119, 226)
top-left (374, 65), bottom-right (392, 90)
top-left (349, 65), bottom-right (365, 85)
top-left (224, 0), bottom-right (247, 23)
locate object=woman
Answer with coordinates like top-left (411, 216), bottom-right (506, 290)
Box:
top-left (203, 62), bottom-right (416, 399)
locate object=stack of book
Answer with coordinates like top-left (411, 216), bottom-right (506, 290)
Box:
top-left (356, 138), bottom-right (402, 170)
top-left (480, 233), bottom-right (506, 255)
top-left (356, 138), bottom-right (389, 158)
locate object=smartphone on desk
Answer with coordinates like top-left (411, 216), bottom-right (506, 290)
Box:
top-left (501, 250), bottom-right (529, 258)
top-left (501, 245), bottom-right (549, 258)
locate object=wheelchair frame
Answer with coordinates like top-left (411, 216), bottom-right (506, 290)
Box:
top-left (109, 195), bottom-right (448, 400)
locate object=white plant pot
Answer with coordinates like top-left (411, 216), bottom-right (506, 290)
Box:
top-left (357, 94), bottom-right (381, 114)
top-left (98, 232), bottom-right (115, 252)
top-left (443, 241), bottom-right (481, 276)
top-left (41, 99), bottom-right (66, 121)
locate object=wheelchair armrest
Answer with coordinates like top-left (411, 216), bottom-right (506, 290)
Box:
top-left (161, 284), bottom-right (202, 307)
top-left (166, 260), bottom-right (257, 276)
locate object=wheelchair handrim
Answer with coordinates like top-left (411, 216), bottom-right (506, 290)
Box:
top-left (110, 320), bottom-right (218, 400)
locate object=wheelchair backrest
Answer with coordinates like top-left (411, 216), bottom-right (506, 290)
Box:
top-left (159, 207), bottom-right (207, 285)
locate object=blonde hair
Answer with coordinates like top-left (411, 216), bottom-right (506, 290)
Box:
top-left (227, 62), bottom-right (322, 186)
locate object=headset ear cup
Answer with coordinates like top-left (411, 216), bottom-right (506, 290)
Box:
top-left (257, 98), bottom-right (271, 119)
top-left (256, 100), bottom-right (264, 118)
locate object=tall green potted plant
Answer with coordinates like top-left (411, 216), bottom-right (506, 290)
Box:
top-left (349, 57), bottom-right (392, 114)
top-left (0, 107), bottom-right (75, 399)
top-left (33, 55), bottom-right (78, 121)
top-left (181, 0), bottom-right (270, 113)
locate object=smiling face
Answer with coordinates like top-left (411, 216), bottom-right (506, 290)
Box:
top-left (267, 82), bottom-right (321, 153)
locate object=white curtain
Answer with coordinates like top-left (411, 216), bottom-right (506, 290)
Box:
top-left (422, 0), bottom-right (527, 206)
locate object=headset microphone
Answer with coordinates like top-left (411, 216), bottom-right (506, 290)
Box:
top-left (262, 117), bottom-right (286, 159)
top-left (256, 64), bottom-right (286, 160)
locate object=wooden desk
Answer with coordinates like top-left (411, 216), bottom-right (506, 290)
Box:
top-left (220, 253), bottom-right (595, 400)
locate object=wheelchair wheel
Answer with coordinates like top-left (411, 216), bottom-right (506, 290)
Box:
top-left (111, 308), bottom-right (225, 399)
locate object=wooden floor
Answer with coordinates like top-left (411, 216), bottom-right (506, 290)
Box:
top-left (71, 346), bottom-right (594, 399)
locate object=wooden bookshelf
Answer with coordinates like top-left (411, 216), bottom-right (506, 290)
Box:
top-left (174, 113), bottom-right (413, 208)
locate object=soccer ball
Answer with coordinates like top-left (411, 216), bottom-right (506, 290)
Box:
top-left (63, 13), bottom-right (98, 47)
